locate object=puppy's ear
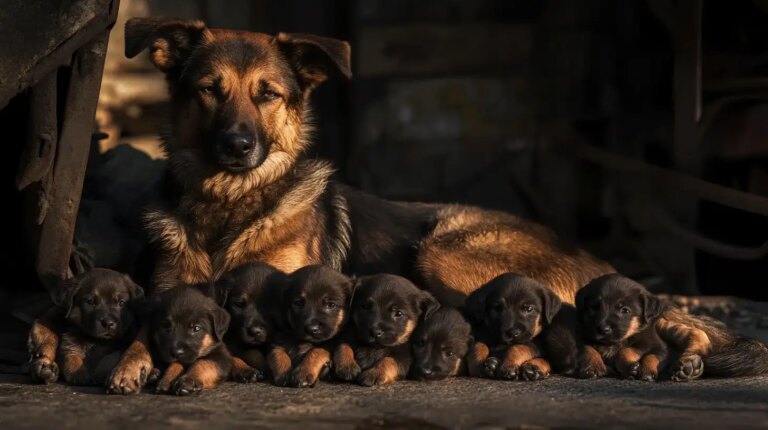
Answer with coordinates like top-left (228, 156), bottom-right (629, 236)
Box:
top-left (276, 33), bottom-right (352, 91)
top-left (125, 17), bottom-right (210, 73)
top-left (122, 275), bottom-right (145, 301)
top-left (418, 290), bottom-right (440, 320)
top-left (346, 276), bottom-right (359, 307)
top-left (211, 306), bottom-right (231, 342)
top-left (465, 287), bottom-right (489, 324)
top-left (538, 287), bottom-right (562, 325)
top-left (51, 278), bottom-right (81, 317)
top-left (211, 277), bottom-right (232, 307)
top-left (640, 290), bottom-right (663, 325)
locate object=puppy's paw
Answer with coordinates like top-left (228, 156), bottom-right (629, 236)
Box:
top-left (147, 368), bottom-right (161, 385)
top-left (334, 361), bottom-right (361, 382)
top-left (106, 358), bottom-right (152, 395)
top-left (290, 366), bottom-right (321, 388)
top-left (482, 357), bottom-right (500, 378)
top-left (29, 357), bottom-right (58, 384)
top-left (670, 354), bottom-right (704, 382)
top-left (520, 361), bottom-right (549, 381)
top-left (637, 367), bottom-right (658, 382)
top-left (357, 368), bottom-right (392, 387)
top-left (578, 359), bottom-right (608, 379)
top-left (172, 375), bottom-right (204, 396)
top-left (272, 371), bottom-right (290, 387)
top-left (619, 361), bottom-right (641, 380)
top-left (495, 362), bottom-right (519, 380)
top-left (232, 365), bottom-right (263, 384)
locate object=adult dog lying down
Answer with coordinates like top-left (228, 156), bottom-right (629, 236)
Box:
top-left (30, 17), bottom-right (767, 393)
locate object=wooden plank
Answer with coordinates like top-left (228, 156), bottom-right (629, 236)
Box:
top-left (357, 24), bottom-right (532, 77)
top-left (35, 31), bottom-right (111, 289)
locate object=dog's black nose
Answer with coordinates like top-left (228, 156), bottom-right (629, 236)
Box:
top-left (248, 326), bottom-right (265, 337)
top-left (170, 347), bottom-right (185, 359)
top-left (370, 328), bottom-right (384, 338)
top-left (420, 366), bottom-right (433, 376)
top-left (506, 328), bottom-right (522, 339)
top-left (598, 325), bottom-right (612, 335)
top-left (100, 318), bottom-right (117, 330)
top-left (306, 323), bottom-right (321, 335)
top-left (223, 133), bottom-right (254, 157)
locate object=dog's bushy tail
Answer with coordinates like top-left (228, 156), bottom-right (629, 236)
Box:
top-left (704, 336), bottom-right (768, 377)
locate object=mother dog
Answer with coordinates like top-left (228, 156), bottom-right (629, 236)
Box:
top-left (49, 18), bottom-right (765, 393)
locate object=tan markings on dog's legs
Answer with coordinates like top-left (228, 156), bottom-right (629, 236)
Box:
top-left (292, 347), bottom-right (331, 386)
top-left (184, 359), bottom-right (227, 389)
top-left (614, 347), bottom-right (642, 379)
top-left (656, 317), bottom-right (712, 356)
top-left (639, 354), bottom-right (662, 379)
top-left (267, 346), bottom-right (293, 384)
top-left (467, 342), bottom-right (490, 377)
top-left (359, 356), bottom-right (400, 386)
top-left (156, 362), bottom-right (185, 393)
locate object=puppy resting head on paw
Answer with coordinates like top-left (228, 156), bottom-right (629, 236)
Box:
top-left (410, 307), bottom-right (472, 381)
top-left (53, 268), bottom-right (144, 341)
top-left (466, 273), bottom-right (561, 345)
top-left (151, 286), bottom-right (230, 365)
top-left (576, 274), bottom-right (663, 345)
top-left (351, 274), bottom-right (440, 347)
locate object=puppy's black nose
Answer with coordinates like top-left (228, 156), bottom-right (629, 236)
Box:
top-left (100, 318), bottom-right (117, 330)
top-left (598, 325), bottom-right (612, 335)
top-left (305, 322), bottom-right (321, 335)
top-left (420, 367), bottom-right (433, 376)
top-left (248, 326), bottom-right (265, 337)
top-left (370, 328), bottom-right (384, 338)
top-left (506, 328), bottom-right (522, 339)
top-left (223, 133), bottom-right (254, 157)
top-left (170, 347), bottom-right (185, 359)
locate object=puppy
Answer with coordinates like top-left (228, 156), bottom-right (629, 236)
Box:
top-left (465, 273), bottom-right (561, 381)
top-left (214, 263), bottom-right (285, 383)
top-left (576, 274), bottom-right (667, 381)
top-left (333, 274), bottom-right (440, 386)
top-left (52, 269), bottom-right (144, 386)
top-left (150, 286), bottom-right (232, 395)
top-left (410, 306), bottom-right (473, 381)
top-left (268, 265), bottom-right (354, 388)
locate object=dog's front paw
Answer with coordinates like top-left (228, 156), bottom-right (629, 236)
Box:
top-left (334, 361), bottom-right (361, 382)
top-left (290, 365), bottom-right (321, 388)
top-left (172, 375), bottom-right (203, 396)
top-left (495, 362), bottom-right (519, 380)
top-left (578, 359), bottom-right (608, 379)
top-left (670, 354), bottom-right (704, 382)
top-left (357, 368), bottom-right (393, 387)
top-left (106, 357), bottom-right (152, 395)
top-left (232, 365), bottom-right (263, 383)
top-left (619, 361), bottom-right (641, 380)
top-left (29, 357), bottom-right (58, 384)
top-left (272, 371), bottom-right (290, 387)
top-left (638, 366), bottom-right (658, 382)
top-left (482, 357), bottom-right (499, 378)
top-left (520, 361), bottom-right (550, 381)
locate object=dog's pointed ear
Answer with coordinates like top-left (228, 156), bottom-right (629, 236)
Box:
top-left (538, 287), bottom-right (562, 325)
top-left (125, 17), bottom-right (210, 73)
top-left (347, 275), bottom-right (359, 307)
top-left (419, 290), bottom-right (440, 320)
top-left (640, 290), bottom-right (663, 325)
top-left (211, 306), bottom-right (231, 342)
top-left (51, 278), bottom-right (81, 317)
top-left (276, 32), bottom-right (352, 90)
top-left (122, 274), bottom-right (145, 301)
top-left (210, 275), bottom-right (232, 307)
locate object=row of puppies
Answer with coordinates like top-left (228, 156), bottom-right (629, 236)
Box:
top-left (44, 266), bottom-right (673, 394)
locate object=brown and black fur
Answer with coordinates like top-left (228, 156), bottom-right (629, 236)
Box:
top-left (334, 274), bottom-right (438, 386)
top-left (268, 265), bottom-right (353, 388)
top-left (465, 273), bottom-right (560, 381)
top-left (104, 16), bottom-right (765, 393)
top-left (150, 286), bottom-right (232, 395)
top-left (409, 307), bottom-right (473, 381)
top-left (575, 274), bottom-right (667, 381)
top-left (27, 269), bottom-right (144, 386)
top-left (213, 263), bottom-right (285, 383)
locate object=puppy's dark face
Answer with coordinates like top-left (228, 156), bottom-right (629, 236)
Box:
top-left (410, 307), bottom-right (472, 381)
top-left (466, 273), bottom-right (561, 345)
top-left (216, 263), bottom-right (285, 346)
top-left (53, 268), bottom-right (144, 341)
top-left (124, 18), bottom-right (351, 173)
top-left (283, 265), bottom-right (354, 343)
top-left (152, 286), bottom-right (230, 365)
top-left (351, 275), bottom-right (440, 347)
top-left (576, 274), bottom-right (662, 345)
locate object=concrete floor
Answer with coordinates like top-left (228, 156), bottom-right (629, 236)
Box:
top-left (1, 374), bottom-right (766, 430)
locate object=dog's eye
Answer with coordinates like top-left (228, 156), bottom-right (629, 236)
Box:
top-left (444, 349), bottom-right (455, 358)
top-left (117, 299), bottom-right (126, 308)
top-left (232, 300), bottom-right (245, 309)
top-left (521, 304), bottom-right (534, 313)
top-left (292, 298), bottom-right (305, 308)
top-left (191, 324), bottom-right (202, 333)
top-left (326, 302), bottom-right (337, 310)
top-left (84, 297), bottom-right (96, 306)
top-left (620, 306), bottom-right (631, 314)
top-left (393, 309), bottom-right (404, 318)
top-left (261, 90), bottom-right (280, 101)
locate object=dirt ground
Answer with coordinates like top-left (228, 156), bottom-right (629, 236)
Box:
top-left (0, 373), bottom-right (767, 430)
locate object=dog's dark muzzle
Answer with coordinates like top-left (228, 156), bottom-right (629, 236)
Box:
top-left (215, 131), bottom-right (266, 172)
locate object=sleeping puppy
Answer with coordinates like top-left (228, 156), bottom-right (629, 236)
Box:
top-left (333, 274), bottom-right (440, 386)
top-left (268, 265), bottom-right (354, 388)
top-left (53, 269), bottom-right (144, 386)
top-left (576, 274), bottom-right (667, 381)
top-left (465, 273), bottom-right (561, 381)
top-left (409, 307), bottom-right (473, 381)
top-left (214, 263), bottom-right (286, 383)
top-left (150, 286), bottom-right (232, 395)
